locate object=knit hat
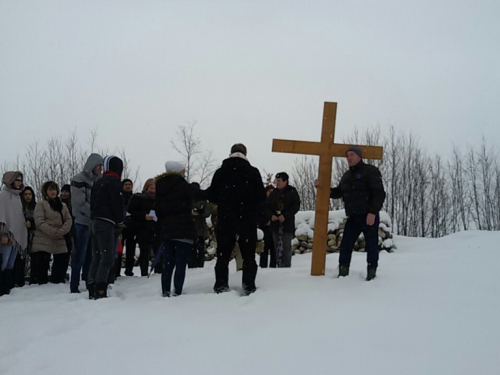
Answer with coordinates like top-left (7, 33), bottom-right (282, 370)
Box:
top-left (230, 143), bottom-right (247, 156)
top-left (346, 146), bottom-right (363, 159)
top-left (164, 161), bottom-right (185, 173)
top-left (61, 184), bottom-right (71, 193)
top-left (103, 155), bottom-right (124, 177)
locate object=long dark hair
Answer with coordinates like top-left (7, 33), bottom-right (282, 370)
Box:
top-left (42, 181), bottom-right (63, 212)
top-left (21, 186), bottom-right (37, 210)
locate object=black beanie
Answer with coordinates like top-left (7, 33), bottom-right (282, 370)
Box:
top-left (346, 146), bottom-right (363, 159)
top-left (61, 184), bottom-right (71, 193)
top-left (275, 172), bottom-right (289, 182)
top-left (230, 143), bottom-right (247, 156)
top-left (103, 155), bottom-right (124, 177)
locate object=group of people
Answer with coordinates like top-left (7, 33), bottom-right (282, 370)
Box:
top-left (0, 143), bottom-right (386, 298)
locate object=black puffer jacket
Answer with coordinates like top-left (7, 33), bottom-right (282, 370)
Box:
top-left (268, 185), bottom-right (301, 233)
top-left (155, 173), bottom-right (197, 240)
top-left (330, 161), bottom-right (385, 217)
top-left (127, 192), bottom-right (157, 243)
top-left (206, 156), bottom-right (266, 229)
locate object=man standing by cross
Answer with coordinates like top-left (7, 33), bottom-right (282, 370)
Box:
top-left (315, 146), bottom-right (386, 280)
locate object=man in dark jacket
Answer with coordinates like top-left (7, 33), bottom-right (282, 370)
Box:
top-left (121, 179), bottom-right (136, 276)
top-left (69, 153), bottom-right (103, 293)
top-left (268, 172), bottom-right (300, 268)
top-left (87, 155), bottom-right (124, 299)
top-left (206, 143), bottom-right (266, 295)
top-left (317, 146), bottom-right (385, 280)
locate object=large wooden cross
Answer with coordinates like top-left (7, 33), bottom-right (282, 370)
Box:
top-left (272, 102), bottom-right (383, 276)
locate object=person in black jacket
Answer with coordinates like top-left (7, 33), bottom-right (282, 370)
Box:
top-left (268, 172), bottom-right (300, 268)
top-left (258, 185), bottom-right (276, 268)
top-left (316, 146), bottom-right (386, 280)
top-left (88, 155), bottom-right (124, 299)
top-left (206, 144), bottom-right (266, 295)
top-left (127, 178), bottom-right (157, 277)
top-left (121, 179), bottom-right (137, 276)
top-left (155, 161), bottom-right (197, 297)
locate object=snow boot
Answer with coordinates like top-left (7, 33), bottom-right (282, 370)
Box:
top-left (338, 264), bottom-right (349, 277)
top-left (87, 282), bottom-right (95, 300)
top-left (0, 270), bottom-right (9, 296)
top-left (94, 283), bottom-right (108, 299)
top-left (366, 266), bottom-right (377, 281)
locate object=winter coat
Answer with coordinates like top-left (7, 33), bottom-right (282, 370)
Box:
top-left (70, 153), bottom-right (103, 225)
top-left (90, 172), bottom-right (125, 226)
top-left (192, 200), bottom-right (210, 238)
top-left (330, 161), bottom-right (386, 217)
top-left (127, 192), bottom-right (157, 243)
top-left (0, 171), bottom-right (28, 249)
top-left (268, 184), bottom-right (301, 233)
top-left (155, 173), bottom-right (197, 240)
top-left (206, 154), bottom-right (266, 229)
top-left (32, 199), bottom-right (72, 254)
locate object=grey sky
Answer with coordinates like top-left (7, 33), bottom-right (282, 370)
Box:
top-left (1, 0), bottom-right (499, 186)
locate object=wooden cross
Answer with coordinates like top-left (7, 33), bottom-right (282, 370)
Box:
top-left (272, 102), bottom-right (383, 276)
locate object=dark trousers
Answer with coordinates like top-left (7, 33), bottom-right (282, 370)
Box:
top-left (88, 220), bottom-right (116, 286)
top-left (30, 251), bottom-right (50, 285)
top-left (188, 237), bottom-right (205, 268)
top-left (259, 227), bottom-right (276, 268)
top-left (14, 253), bottom-right (26, 287)
top-left (138, 242), bottom-right (152, 277)
top-left (51, 253), bottom-right (69, 284)
top-left (272, 231), bottom-right (294, 268)
top-left (161, 239), bottom-right (192, 295)
top-left (339, 214), bottom-right (380, 268)
top-left (215, 224), bottom-right (258, 291)
top-left (123, 229), bottom-right (137, 275)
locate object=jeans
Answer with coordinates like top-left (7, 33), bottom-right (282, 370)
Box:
top-left (161, 239), bottom-right (192, 295)
top-left (339, 214), bottom-right (380, 268)
top-left (2, 245), bottom-right (17, 270)
top-left (70, 223), bottom-right (90, 292)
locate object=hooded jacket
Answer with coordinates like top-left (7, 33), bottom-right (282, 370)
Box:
top-left (90, 156), bottom-right (124, 225)
top-left (0, 171), bottom-right (28, 249)
top-left (71, 153), bottom-right (103, 225)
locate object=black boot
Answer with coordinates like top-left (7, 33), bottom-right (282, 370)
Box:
top-left (242, 262), bottom-right (258, 295)
top-left (87, 282), bottom-right (95, 300)
top-left (214, 266), bottom-right (229, 293)
top-left (4, 269), bottom-right (15, 291)
top-left (0, 270), bottom-right (9, 296)
top-left (366, 266), bottom-right (377, 281)
top-left (94, 283), bottom-right (108, 299)
top-left (338, 264), bottom-right (350, 277)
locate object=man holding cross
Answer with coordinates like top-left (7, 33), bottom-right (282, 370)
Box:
top-left (316, 146), bottom-right (385, 280)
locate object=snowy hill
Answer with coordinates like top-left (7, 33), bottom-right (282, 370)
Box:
top-left (1, 231), bottom-right (499, 375)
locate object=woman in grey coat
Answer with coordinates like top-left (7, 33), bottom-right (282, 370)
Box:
top-left (30, 181), bottom-right (72, 285)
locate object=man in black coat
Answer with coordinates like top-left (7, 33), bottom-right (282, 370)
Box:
top-left (268, 172), bottom-right (300, 268)
top-left (316, 146), bottom-right (385, 280)
top-left (206, 144), bottom-right (266, 295)
top-left (88, 155), bottom-right (124, 299)
top-left (121, 179), bottom-right (136, 276)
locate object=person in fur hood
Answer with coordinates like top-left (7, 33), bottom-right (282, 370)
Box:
top-left (0, 171), bottom-right (28, 295)
top-left (155, 161), bottom-right (197, 297)
top-left (205, 144), bottom-right (266, 295)
top-left (30, 181), bottom-right (72, 285)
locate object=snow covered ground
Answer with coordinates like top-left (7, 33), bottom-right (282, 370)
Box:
top-left (1, 230), bottom-right (499, 375)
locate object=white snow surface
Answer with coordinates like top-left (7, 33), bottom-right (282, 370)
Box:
top-left (1, 230), bottom-right (500, 375)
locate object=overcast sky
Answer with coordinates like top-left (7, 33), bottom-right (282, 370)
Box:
top-left (1, 0), bottom-right (499, 187)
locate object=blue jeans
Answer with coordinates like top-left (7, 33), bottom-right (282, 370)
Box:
top-left (161, 240), bottom-right (192, 295)
top-left (70, 223), bottom-right (90, 292)
top-left (2, 245), bottom-right (17, 270)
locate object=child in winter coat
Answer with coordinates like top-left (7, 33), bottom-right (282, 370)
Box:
top-left (31, 181), bottom-right (72, 285)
